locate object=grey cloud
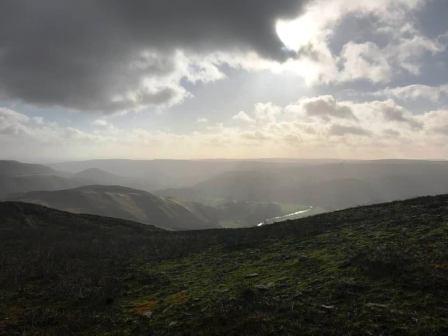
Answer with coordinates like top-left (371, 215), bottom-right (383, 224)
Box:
top-left (283, 134), bottom-right (302, 145)
top-left (329, 124), bottom-right (371, 137)
top-left (434, 124), bottom-right (448, 135)
top-left (0, 0), bottom-right (307, 112)
top-left (0, 108), bottom-right (30, 136)
top-left (382, 104), bottom-right (423, 130)
top-left (383, 129), bottom-right (400, 137)
top-left (378, 84), bottom-right (448, 102)
top-left (242, 131), bottom-right (271, 142)
top-left (302, 95), bottom-right (357, 121)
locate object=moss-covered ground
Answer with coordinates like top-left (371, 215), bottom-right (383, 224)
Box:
top-left (1, 196), bottom-right (448, 335)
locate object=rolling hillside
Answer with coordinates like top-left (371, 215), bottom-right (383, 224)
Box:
top-left (10, 185), bottom-right (218, 230)
top-left (1, 195), bottom-right (448, 335)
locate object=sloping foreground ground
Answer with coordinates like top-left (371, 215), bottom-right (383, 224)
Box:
top-left (1, 196), bottom-right (448, 335)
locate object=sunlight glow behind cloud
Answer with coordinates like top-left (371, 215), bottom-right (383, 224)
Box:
top-left (0, 0), bottom-right (447, 160)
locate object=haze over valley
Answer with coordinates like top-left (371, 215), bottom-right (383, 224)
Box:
top-left (2, 158), bottom-right (448, 230)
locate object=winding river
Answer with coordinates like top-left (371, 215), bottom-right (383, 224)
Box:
top-left (257, 206), bottom-right (314, 227)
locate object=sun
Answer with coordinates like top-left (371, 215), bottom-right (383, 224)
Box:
top-left (276, 14), bottom-right (319, 52)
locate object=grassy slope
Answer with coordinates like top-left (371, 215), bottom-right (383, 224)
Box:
top-left (1, 195), bottom-right (448, 335)
top-left (10, 185), bottom-right (218, 230)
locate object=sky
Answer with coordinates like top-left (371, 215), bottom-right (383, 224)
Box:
top-left (1, 0), bottom-right (448, 161)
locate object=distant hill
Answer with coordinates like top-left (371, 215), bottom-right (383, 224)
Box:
top-left (50, 159), bottom-right (341, 190)
top-left (72, 167), bottom-right (149, 187)
top-left (0, 174), bottom-right (87, 199)
top-left (73, 168), bottom-right (123, 184)
top-left (5, 159), bottom-right (448, 213)
top-left (1, 195), bottom-right (448, 335)
top-left (158, 160), bottom-right (448, 210)
top-left (0, 160), bottom-right (89, 199)
top-left (0, 160), bottom-right (55, 176)
top-left (0, 161), bottom-right (150, 200)
top-left (10, 185), bottom-right (219, 230)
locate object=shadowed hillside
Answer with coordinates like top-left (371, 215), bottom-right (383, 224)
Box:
top-left (10, 185), bottom-right (218, 230)
top-left (1, 195), bottom-right (448, 335)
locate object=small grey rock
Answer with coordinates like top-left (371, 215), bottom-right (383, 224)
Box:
top-left (321, 305), bottom-right (335, 310)
top-left (245, 273), bottom-right (259, 278)
top-left (142, 310), bottom-right (153, 319)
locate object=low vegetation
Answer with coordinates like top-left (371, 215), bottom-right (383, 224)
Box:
top-left (1, 195), bottom-right (448, 335)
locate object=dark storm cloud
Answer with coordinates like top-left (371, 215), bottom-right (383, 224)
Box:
top-left (0, 0), bottom-right (307, 112)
